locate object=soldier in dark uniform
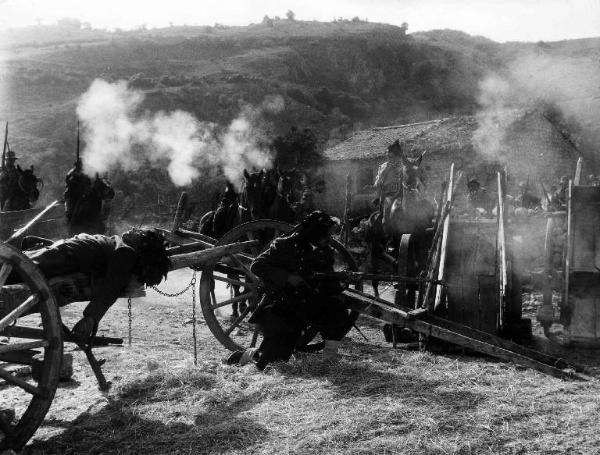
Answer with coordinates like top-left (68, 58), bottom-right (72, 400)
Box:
top-left (64, 160), bottom-right (92, 224)
top-left (17, 228), bottom-right (170, 341)
top-left (0, 150), bottom-right (21, 210)
top-left (227, 211), bottom-right (354, 370)
top-left (466, 178), bottom-right (493, 213)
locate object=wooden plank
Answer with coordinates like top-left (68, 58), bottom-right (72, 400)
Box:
top-left (0, 295), bottom-right (39, 332)
top-left (564, 180), bottom-right (573, 317)
top-left (434, 163), bottom-right (454, 310)
top-left (342, 289), bottom-right (585, 379)
top-left (171, 192), bottom-right (188, 233)
top-left (574, 157), bottom-right (582, 186)
top-left (6, 200), bottom-right (59, 244)
top-left (0, 340), bottom-right (48, 354)
top-left (0, 263), bottom-right (12, 288)
top-left (0, 365), bottom-right (45, 396)
top-left (168, 240), bottom-right (259, 270)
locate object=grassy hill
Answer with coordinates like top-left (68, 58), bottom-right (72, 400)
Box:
top-left (0, 19), bottom-right (597, 211)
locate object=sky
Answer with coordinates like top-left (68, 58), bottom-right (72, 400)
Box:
top-left (0, 0), bottom-right (599, 42)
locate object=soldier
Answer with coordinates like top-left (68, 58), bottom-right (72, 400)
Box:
top-left (227, 211), bottom-right (354, 370)
top-left (516, 181), bottom-right (541, 210)
top-left (466, 178), bottom-right (493, 213)
top-left (0, 150), bottom-right (21, 210)
top-left (292, 188), bottom-right (316, 221)
top-left (17, 228), bottom-right (170, 341)
top-left (370, 140), bottom-right (404, 216)
top-left (553, 176), bottom-right (569, 208)
top-left (64, 159), bottom-right (92, 223)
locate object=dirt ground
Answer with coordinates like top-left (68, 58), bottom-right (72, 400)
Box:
top-left (4, 270), bottom-right (600, 454)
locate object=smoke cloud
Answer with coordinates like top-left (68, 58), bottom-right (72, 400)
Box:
top-left (473, 51), bottom-right (600, 160)
top-left (76, 79), bottom-right (284, 187)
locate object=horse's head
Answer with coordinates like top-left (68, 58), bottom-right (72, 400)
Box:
top-left (17, 165), bottom-right (42, 204)
top-left (400, 150), bottom-right (426, 192)
top-left (243, 169), bottom-right (265, 219)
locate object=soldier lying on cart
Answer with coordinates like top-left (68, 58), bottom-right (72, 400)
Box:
top-left (13, 228), bottom-right (170, 341)
top-left (227, 211), bottom-right (355, 370)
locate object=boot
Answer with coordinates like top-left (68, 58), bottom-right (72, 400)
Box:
top-left (226, 348), bottom-right (258, 366)
top-left (322, 340), bottom-right (341, 361)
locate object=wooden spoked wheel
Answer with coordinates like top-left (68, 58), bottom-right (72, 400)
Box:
top-left (394, 234), bottom-right (420, 308)
top-left (0, 243), bottom-right (62, 451)
top-left (200, 219), bottom-right (359, 352)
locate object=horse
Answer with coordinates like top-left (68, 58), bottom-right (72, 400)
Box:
top-left (244, 168), bottom-right (297, 223)
top-left (366, 148), bottom-right (435, 301)
top-left (67, 174), bottom-right (115, 236)
top-left (1, 165), bottom-right (43, 211)
top-left (199, 182), bottom-right (251, 239)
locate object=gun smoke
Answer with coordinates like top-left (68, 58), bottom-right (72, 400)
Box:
top-left (473, 51), bottom-right (600, 161)
top-left (76, 79), bottom-right (282, 187)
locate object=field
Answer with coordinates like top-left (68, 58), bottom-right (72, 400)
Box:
top-left (6, 270), bottom-right (599, 455)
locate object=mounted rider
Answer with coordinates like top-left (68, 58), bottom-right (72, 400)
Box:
top-left (0, 150), bottom-right (20, 210)
top-left (371, 139), bottom-right (404, 215)
top-left (64, 123), bottom-right (114, 235)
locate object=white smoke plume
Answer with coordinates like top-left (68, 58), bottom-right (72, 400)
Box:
top-left (473, 51), bottom-right (600, 160)
top-left (76, 79), bottom-right (284, 187)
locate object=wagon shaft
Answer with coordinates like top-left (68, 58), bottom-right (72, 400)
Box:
top-left (341, 288), bottom-right (585, 380)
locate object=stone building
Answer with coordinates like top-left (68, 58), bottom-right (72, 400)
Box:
top-left (315, 109), bottom-right (581, 217)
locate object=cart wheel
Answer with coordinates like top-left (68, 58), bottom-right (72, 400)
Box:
top-left (0, 243), bottom-right (62, 451)
top-left (394, 234), bottom-right (419, 307)
top-left (200, 219), bottom-right (359, 351)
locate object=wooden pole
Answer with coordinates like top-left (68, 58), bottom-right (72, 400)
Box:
top-left (342, 173), bottom-right (352, 245)
top-left (574, 157), bottom-right (582, 186)
top-left (497, 171), bottom-right (507, 331)
top-left (168, 239), bottom-right (259, 270)
top-left (171, 192), bottom-right (188, 233)
top-left (7, 200), bottom-right (59, 244)
top-left (434, 163), bottom-right (454, 311)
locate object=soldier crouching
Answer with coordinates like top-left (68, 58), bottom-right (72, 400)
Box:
top-left (227, 211), bottom-right (354, 370)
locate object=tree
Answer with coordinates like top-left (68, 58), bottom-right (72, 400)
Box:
top-left (271, 127), bottom-right (321, 170)
top-left (400, 22), bottom-right (409, 35)
top-left (262, 15), bottom-right (274, 27)
top-left (286, 10), bottom-right (296, 21)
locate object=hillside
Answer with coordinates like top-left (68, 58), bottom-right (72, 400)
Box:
top-left (0, 20), bottom-right (597, 211)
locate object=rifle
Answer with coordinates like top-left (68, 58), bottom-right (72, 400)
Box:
top-left (2, 122), bottom-right (8, 169)
top-left (312, 271), bottom-right (446, 287)
top-left (76, 121), bottom-right (81, 167)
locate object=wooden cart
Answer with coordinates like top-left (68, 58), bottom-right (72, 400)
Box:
top-left (0, 200), bottom-right (260, 450)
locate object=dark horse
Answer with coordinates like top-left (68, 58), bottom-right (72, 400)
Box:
top-left (199, 182), bottom-right (251, 239)
top-left (0, 165), bottom-right (43, 211)
top-left (67, 174), bottom-right (115, 235)
top-left (199, 169), bottom-right (298, 318)
top-left (243, 168), bottom-right (297, 223)
top-left (366, 147), bottom-right (435, 301)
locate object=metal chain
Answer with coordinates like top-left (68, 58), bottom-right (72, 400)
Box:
top-left (127, 297), bottom-right (132, 346)
top-left (191, 271), bottom-right (198, 366)
top-left (150, 272), bottom-right (199, 365)
top-left (151, 281), bottom-right (194, 298)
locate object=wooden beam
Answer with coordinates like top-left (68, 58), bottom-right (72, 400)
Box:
top-left (168, 240), bottom-right (259, 270)
top-left (0, 295), bottom-right (39, 332)
top-left (7, 200), bottom-right (59, 245)
top-left (0, 340), bottom-right (48, 354)
top-left (434, 163), bottom-right (454, 310)
top-left (342, 289), bottom-right (585, 380)
top-left (0, 365), bottom-right (45, 396)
